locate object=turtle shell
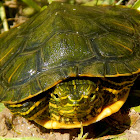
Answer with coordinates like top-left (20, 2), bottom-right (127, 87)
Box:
top-left (0, 2), bottom-right (140, 103)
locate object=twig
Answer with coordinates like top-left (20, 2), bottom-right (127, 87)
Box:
top-left (0, 2), bottom-right (9, 32)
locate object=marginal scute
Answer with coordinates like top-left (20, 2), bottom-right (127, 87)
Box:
top-left (19, 84), bottom-right (32, 101)
top-left (6, 78), bottom-right (43, 103)
top-left (128, 59), bottom-right (140, 71)
top-left (0, 85), bottom-right (4, 102)
top-left (113, 63), bottom-right (131, 75)
top-left (29, 79), bottom-right (42, 95)
top-left (60, 65), bottom-right (78, 77)
top-left (2, 88), bottom-right (15, 102)
top-left (38, 70), bottom-right (63, 91)
top-left (79, 61), bottom-right (105, 77)
top-left (105, 63), bottom-right (117, 76)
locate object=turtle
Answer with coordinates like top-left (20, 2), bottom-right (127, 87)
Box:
top-left (0, 2), bottom-right (140, 129)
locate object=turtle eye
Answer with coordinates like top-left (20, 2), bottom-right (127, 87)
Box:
top-left (51, 92), bottom-right (59, 100)
top-left (90, 93), bottom-right (94, 98)
top-left (54, 94), bottom-right (59, 99)
top-left (90, 93), bottom-right (96, 101)
top-left (52, 93), bottom-right (60, 101)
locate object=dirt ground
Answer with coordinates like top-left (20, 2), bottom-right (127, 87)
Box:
top-left (0, 104), bottom-right (139, 140)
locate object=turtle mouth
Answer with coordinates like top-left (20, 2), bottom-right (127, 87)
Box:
top-left (34, 90), bottom-right (129, 129)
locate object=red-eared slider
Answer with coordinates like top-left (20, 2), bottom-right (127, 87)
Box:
top-left (0, 2), bottom-right (140, 129)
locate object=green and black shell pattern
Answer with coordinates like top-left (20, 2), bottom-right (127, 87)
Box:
top-left (0, 2), bottom-right (140, 104)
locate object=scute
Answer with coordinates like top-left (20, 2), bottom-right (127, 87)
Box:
top-left (0, 2), bottom-right (140, 103)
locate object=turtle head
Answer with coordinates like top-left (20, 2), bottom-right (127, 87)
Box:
top-left (50, 79), bottom-right (104, 123)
